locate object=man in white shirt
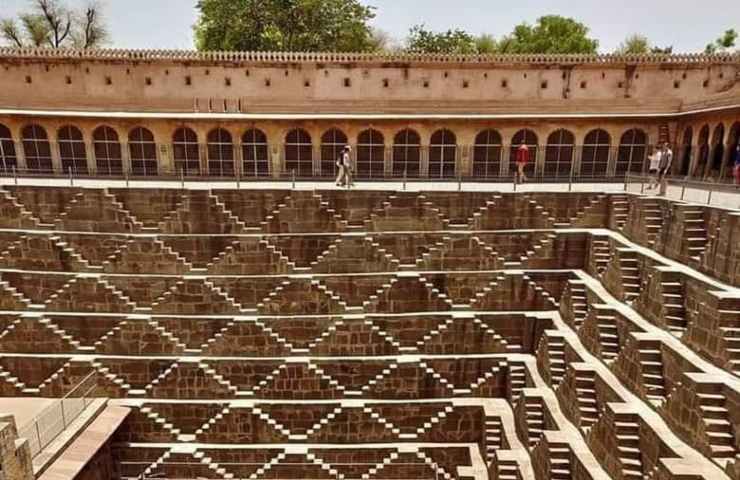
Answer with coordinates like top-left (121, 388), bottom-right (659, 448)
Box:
top-left (658, 143), bottom-right (673, 195)
top-left (335, 146), bottom-right (353, 188)
top-left (648, 148), bottom-right (662, 190)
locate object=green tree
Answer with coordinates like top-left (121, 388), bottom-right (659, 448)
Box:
top-left (614, 34), bottom-right (672, 55)
top-left (615, 34), bottom-right (650, 54)
top-left (194, 0), bottom-right (377, 52)
top-left (497, 15), bottom-right (598, 54)
top-left (405, 24), bottom-right (478, 54)
top-left (705, 28), bottom-right (738, 53)
top-left (474, 34), bottom-right (499, 54)
top-left (0, 0), bottom-right (108, 49)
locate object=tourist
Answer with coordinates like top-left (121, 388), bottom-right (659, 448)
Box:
top-left (338, 145), bottom-right (354, 188)
top-left (733, 143), bottom-right (740, 185)
top-left (647, 146), bottom-right (662, 190)
top-left (658, 143), bottom-right (673, 195)
top-left (335, 146), bottom-right (349, 187)
top-left (515, 141), bottom-right (529, 184)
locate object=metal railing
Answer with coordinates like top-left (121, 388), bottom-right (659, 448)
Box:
top-left (17, 371), bottom-right (98, 457)
top-left (0, 142), bottom-right (671, 179)
top-left (624, 173), bottom-right (740, 207)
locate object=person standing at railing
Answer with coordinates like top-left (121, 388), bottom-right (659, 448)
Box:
top-left (658, 143), bottom-right (673, 195)
top-left (515, 141), bottom-right (529, 184)
top-left (647, 146), bottom-right (662, 190)
top-left (733, 143), bottom-right (740, 185)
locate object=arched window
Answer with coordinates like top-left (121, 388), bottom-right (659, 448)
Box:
top-left (285, 129), bottom-right (313, 177)
top-left (473, 129), bottom-right (502, 178)
top-left (694, 125), bottom-right (710, 178)
top-left (708, 124), bottom-right (725, 176)
top-left (727, 122), bottom-right (740, 179)
top-left (207, 128), bottom-right (234, 176)
top-left (22, 125), bottom-right (52, 173)
top-left (544, 129), bottom-right (575, 178)
top-left (357, 129), bottom-right (385, 178)
top-left (429, 129), bottom-right (457, 178)
top-left (173, 127), bottom-right (200, 175)
top-left (58, 126), bottom-right (88, 174)
top-left (580, 129), bottom-right (610, 177)
top-left (392, 129), bottom-right (421, 178)
top-left (0, 124), bottom-right (17, 172)
top-left (242, 129), bottom-right (269, 177)
top-left (615, 129), bottom-right (647, 175)
top-left (510, 129), bottom-right (538, 178)
top-left (320, 128), bottom-right (347, 178)
top-left (128, 127), bottom-right (157, 176)
top-left (93, 126), bottom-right (122, 175)
top-left (679, 127), bottom-right (693, 176)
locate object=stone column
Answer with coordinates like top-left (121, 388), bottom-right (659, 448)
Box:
top-left (85, 140), bottom-right (95, 175)
top-left (121, 142), bottom-right (131, 174)
top-left (420, 145), bottom-right (429, 178)
top-left (14, 140), bottom-right (27, 172)
top-left (51, 141), bottom-right (62, 173)
top-left (271, 145), bottom-right (282, 179)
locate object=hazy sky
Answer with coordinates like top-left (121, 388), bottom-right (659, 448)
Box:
top-left (2, 0), bottom-right (738, 52)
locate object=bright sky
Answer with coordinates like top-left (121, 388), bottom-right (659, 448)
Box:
top-left (2, 0), bottom-right (738, 52)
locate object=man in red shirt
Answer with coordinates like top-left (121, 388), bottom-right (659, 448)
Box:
top-left (515, 141), bottom-right (530, 184)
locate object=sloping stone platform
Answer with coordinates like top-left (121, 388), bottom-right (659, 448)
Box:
top-left (0, 186), bottom-right (738, 480)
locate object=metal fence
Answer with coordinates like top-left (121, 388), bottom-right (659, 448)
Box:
top-left (624, 173), bottom-right (740, 207)
top-left (4, 142), bottom-right (731, 183)
top-left (17, 371), bottom-right (98, 457)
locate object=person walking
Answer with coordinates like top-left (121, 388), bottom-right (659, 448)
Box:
top-left (335, 145), bottom-right (353, 188)
top-left (658, 143), bottom-right (673, 195)
top-left (343, 145), bottom-right (354, 188)
top-left (335, 146), bottom-right (351, 187)
top-left (733, 143), bottom-right (740, 186)
top-left (647, 146), bottom-right (662, 190)
top-left (515, 141), bottom-right (529, 184)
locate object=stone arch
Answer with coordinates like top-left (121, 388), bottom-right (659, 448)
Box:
top-left (0, 123), bottom-right (17, 172)
top-left (285, 128), bottom-right (313, 177)
top-left (473, 129), bottom-right (503, 178)
top-left (357, 128), bottom-right (384, 178)
top-left (128, 127), bottom-right (158, 176)
top-left (242, 128), bottom-right (270, 177)
top-left (206, 128), bottom-right (234, 177)
top-left (510, 129), bottom-right (538, 178)
top-left (22, 124), bottom-right (53, 173)
top-left (392, 129), bottom-right (421, 178)
top-left (708, 123), bottom-right (725, 177)
top-left (544, 128), bottom-right (575, 178)
top-left (678, 126), bottom-right (693, 176)
top-left (726, 122), bottom-right (740, 179)
top-left (57, 125), bottom-right (88, 174)
top-left (172, 127), bottom-right (200, 175)
top-left (581, 129), bottom-right (610, 177)
top-left (429, 129), bottom-right (457, 178)
top-left (92, 126), bottom-right (122, 175)
top-left (320, 128), bottom-right (348, 178)
top-left (694, 125), bottom-right (710, 177)
top-left (615, 128), bottom-right (648, 175)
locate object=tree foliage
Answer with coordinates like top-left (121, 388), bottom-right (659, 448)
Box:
top-left (405, 24), bottom-right (478, 54)
top-left (194, 0), bottom-right (377, 52)
top-left (496, 15), bottom-right (599, 54)
top-left (705, 28), bottom-right (738, 53)
top-left (615, 34), bottom-right (672, 54)
top-left (0, 0), bottom-right (108, 49)
top-left (615, 34), bottom-right (650, 54)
